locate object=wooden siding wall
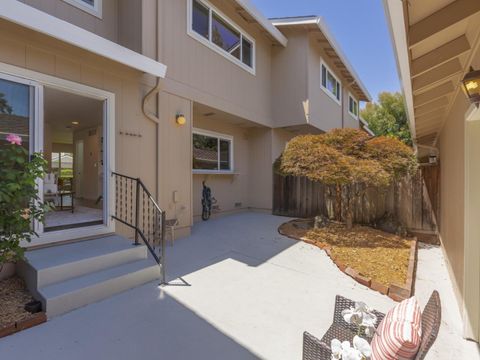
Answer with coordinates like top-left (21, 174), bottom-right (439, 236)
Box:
top-left (273, 165), bottom-right (439, 232)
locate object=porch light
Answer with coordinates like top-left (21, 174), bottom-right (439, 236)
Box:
top-left (462, 67), bottom-right (480, 105)
top-left (71, 121), bottom-right (79, 125)
top-left (176, 114), bottom-right (186, 126)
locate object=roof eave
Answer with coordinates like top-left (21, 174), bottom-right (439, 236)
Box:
top-left (233, 0), bottom-right (288, 47)
top-left (272, 17), bottom-right (372, 102)
top-left (382, 0), bottom-right (417, 142)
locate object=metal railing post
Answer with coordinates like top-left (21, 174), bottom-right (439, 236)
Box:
top-left (134, 179), bottom-right (140, 246)
top-left (160, 210), bottom-right (166, 284)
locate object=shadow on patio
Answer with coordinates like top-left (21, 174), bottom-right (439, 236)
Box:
top-left (164, 212), bottom-right (298, 282)
top-left (0, 283), bottom-right (260, 360)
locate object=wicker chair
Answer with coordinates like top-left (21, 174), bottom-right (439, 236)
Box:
top-left (303, 291), bottom-right (441, 360)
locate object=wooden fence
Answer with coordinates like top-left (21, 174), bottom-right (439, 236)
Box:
top-left (272, 164), bottom-right (440, 232)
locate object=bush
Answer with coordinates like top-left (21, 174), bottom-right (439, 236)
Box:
top-left (0, 134), bottom-right (48, 266)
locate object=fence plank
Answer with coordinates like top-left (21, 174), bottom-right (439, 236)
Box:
top-left (273, 166), bottom-right (439, 232)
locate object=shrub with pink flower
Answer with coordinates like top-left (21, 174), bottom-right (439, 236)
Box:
top-left (0, 134), bottom-right (48, 268)
top-left (6, 133), bottom-right (22, 146)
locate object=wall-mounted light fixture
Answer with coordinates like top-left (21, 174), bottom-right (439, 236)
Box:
top-left (462, 67), bottom-right (480, 106)
top-left (176, 114), bottom-right (186, 126)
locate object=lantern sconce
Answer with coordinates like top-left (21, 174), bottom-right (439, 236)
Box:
top-left (462, 67), bottom-right (480, 107)
top-left (176, 114), bottom-right (186, 126)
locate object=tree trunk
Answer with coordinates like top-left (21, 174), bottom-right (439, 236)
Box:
top-left (344, 185), bottom-right (354, 230)
top-left (335, 184), bottom-right (342, 221)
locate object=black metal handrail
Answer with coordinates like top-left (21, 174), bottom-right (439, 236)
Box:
top-left (111, 172), bottom-right (166, 283)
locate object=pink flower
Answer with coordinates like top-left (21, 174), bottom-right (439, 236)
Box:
top-left (6, 134), bottom-right (22, 146)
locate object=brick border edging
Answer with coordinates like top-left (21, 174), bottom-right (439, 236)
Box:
top-left (278, 221), bottom-right (418, 302)
top-left (0, 312), bottom-right (46, 339)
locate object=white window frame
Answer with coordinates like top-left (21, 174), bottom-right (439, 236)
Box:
top-left (62, 0), bottom-right (102, 18)
top-left (320, 59), bottom-right (342, 105)
top-left (192, 128), bottom-right (234, 174)
top-left (187, 0), bottom-right (256, 75)
top-left (0, 62), bottom-right (115, 248)
top-left (348, 92), bottom-right (359, 119)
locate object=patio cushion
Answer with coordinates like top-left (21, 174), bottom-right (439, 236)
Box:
top-left (371, 297), bottom-right (422, 360)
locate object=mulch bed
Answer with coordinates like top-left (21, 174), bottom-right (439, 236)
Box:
top-left (279, 219), bottom-right (417, 301)
top-left (0, 277), bottom-right (34, 327)
top-left (0, 276), bottom-right (46, 338)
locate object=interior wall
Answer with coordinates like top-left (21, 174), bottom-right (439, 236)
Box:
top-left (74, 126), bottom-right (102, 201)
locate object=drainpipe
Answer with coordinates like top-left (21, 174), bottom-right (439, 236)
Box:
top-left (141, 0), bottom-right (162, 200)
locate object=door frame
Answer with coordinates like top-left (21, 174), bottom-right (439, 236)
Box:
top-left (0, 62), bottom-right (116, 247)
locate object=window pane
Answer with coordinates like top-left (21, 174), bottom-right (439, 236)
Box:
top-left (60, 152), bottom-right (74, 178)
top-left (51, 153), bottom-right (60, 169)
top-left (80, 0), bottom-right (95, 6)
top-left (212, 12), bottom-right (240, 59)
top-left (219, 139), bottom-right (231, 170)
top-left (321, 65), bottom-right (327, 88)
top-left (0, 78), bottom-right (30, 151)
top-left (326, 71), bottom-right (337, 96)
top-left (192, 0), bottom-right (209, 39)
top-left (193, 133), bottom-right (219, 170)
top-left (242, 37), bottom-right (252, 67)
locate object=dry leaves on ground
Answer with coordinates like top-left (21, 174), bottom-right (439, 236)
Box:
top-left (281, 220), bottom-right (412, 287)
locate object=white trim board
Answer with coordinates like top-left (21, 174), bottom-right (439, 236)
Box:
top-left (0, 0), bottom-right (167, 78)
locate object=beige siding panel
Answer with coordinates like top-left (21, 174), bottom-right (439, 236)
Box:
top-left (271, 29), bottom-right (309, 128)
top-left (307, 34), bottom-right (362, 131)
top-left (248, 127), bottom-right (274, 211)
top-left (19, 0), bottom-right (119, 43)
top-left (438, 93), bottom-right (469, 304)
top-left (308, 35), bottom-right (342, 131)
top-left (158, 92), bottom-right (193, 230)
top-left (158, 0), bottom-right (273, 127)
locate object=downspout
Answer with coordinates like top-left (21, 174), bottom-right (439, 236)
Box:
top-left (141, 0), bottom-right (162, 200)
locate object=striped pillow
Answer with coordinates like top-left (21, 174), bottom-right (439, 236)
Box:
top-left (371, 297), bottom-right (422, 360)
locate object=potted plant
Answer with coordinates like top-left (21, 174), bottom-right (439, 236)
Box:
top-left (0, 134), bottom-right (48, 280)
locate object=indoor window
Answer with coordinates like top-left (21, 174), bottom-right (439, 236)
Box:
top-left (321, 61), bottom-right (341, 104)
top-left (51, 152), bottom-right (74, 179)
top-left (193, 130), bottom-right (233, 172)
top-left (189, 0), bottom-right (255, 72)
top-left (348, 94), bottom-right (359, 118)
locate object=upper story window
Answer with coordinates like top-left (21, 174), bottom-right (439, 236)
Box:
top-left (188, 0), bottom-right (255, 74)
top-left (321, 60), bottom-right (341, 105)
top-left (193, 129), bottom-right (233, 173)
top-left (348, 93), bottom-right (359, 118)
top-left (63, 0), bottom-right (102, 18)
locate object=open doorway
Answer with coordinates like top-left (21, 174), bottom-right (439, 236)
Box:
top-left (43, 87), bottom-right (105, 232)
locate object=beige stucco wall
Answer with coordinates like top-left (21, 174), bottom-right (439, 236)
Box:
top-left (157, 0), bottom-right (274, 128)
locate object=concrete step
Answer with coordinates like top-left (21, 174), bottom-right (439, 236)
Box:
top-left (39, 258), bottom-right (160, 318)
top-left (24, 235), bottom-right (147, 288)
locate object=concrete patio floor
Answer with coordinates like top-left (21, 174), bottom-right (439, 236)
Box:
top-left (0, 213), bottom-right (478, 359)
